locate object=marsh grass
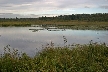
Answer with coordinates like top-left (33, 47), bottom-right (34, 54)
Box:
top-left (0, 42), bottom-right (108, 72)
top-left (0, 21), bottom-right (108, 30)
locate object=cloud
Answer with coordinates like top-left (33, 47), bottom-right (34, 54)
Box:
top-left (0, 13), bottom-right (39, 18)
top-left (0, 13), bottom-right (60, 18)
top-left (0, 0), bottom-right (108, 17)
top-left (84, 6), bottom-right (90, 8)
top-left (0, 0), bottom-right (40, 5)
top-left (100, 5), bottom-right (108, 9)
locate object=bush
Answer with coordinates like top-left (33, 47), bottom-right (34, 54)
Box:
top-left (0, 43), bottom-right (108, 72)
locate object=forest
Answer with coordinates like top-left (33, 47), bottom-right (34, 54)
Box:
top-left (0, 13), bottom-right (108, 22)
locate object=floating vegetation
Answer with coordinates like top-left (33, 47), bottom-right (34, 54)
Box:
top-left (30, 23), bottom-right (108, 30)
top-left (32, 29), bottom-right (39, 32)
top-left (29, 28), bottom-right (45, 32)
top-left (47, 29), bottom-right (65, 31)
top-left (47, 29), bottom-right (60, 31)
top-left (46, 27), bottom-right (58, 29)
top-left (29, 26), bottom-right (66, 32)
top-left (29, 23), bottom-right (108, 32)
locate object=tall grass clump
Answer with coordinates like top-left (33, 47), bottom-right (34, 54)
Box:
top-left (0, 43), bottom-right (108, 72)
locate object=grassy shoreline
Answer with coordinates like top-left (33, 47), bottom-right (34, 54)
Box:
top-left (0, 43), bottom-right (108, 71)
top-left (0, 21), bottom-right (108, 26)
top-left (0, 21), bottom-right (108, 30)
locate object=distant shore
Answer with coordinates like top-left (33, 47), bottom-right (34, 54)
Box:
top-left (0, 21), bottom-right (108, 30)
top-left (0, 13), bottom-right (108, 30)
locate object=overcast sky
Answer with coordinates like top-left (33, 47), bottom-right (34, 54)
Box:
top-left (0, 0), bottom-right (108, 18)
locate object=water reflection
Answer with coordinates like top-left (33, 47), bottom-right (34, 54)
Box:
top-left (0, 27), bottom-right (108, 56)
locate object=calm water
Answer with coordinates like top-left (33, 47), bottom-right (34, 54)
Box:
top-left (0, 27), bottom-right (108, 56)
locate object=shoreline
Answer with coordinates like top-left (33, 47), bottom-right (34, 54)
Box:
top-left (0, 21), bottom-right (108, 30)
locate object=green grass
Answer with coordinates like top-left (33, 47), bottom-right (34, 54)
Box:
top-left (0, 43), bottom-right (108, 72)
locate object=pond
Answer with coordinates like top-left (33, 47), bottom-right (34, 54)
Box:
top-left (0, 26), bottom-right (108, 56)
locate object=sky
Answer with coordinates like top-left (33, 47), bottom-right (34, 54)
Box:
top-left (0, 0), bottom-right (108, 18)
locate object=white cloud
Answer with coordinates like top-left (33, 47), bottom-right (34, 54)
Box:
top-left (0, 0), bottom-right (108, 18)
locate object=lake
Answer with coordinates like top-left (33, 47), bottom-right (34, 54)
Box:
top-left (0, 26), bottom-right (108, 56)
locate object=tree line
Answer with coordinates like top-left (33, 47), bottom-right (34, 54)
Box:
top-left (0, 13), bottom-right (108, 22)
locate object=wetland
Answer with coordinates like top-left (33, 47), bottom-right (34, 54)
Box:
top-left (0, 13), bottom-right (108, 71)
top-left (0, 26), bottom-right (108, 56)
